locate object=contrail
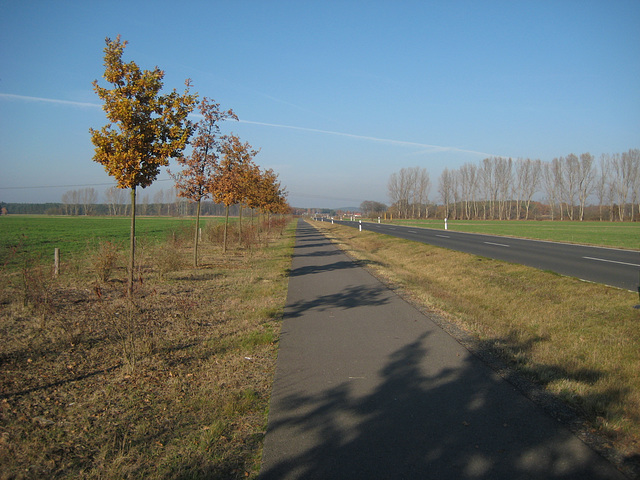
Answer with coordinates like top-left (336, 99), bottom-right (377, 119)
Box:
top-left (238, 119), bottom-right (497, 157)
top-left (0, 93), bottom-right (500, 158)
top-left (0, 93), bottom-right (100, 108)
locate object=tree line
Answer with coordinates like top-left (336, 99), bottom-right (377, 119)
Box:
top-left (89, 35), bottom-right (289, 292)
top-left (381, 150), bottom-right (639, 221)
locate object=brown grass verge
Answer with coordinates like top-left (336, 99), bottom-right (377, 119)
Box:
top-left (0, 218), bottom-right (294, 479)
top-left (311, 220), bottom-right (640, 475)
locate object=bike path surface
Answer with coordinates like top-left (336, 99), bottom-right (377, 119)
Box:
top-left (259, 220), bottom-right (625, 479)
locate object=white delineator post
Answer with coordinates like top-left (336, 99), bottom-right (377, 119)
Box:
top-left (359, 220), bottom-right (362, 232)
top-left (444, 218), bottom-right (448, 230)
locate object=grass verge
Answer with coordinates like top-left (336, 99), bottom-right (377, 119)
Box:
top-left (311, 220), bottom-right (640, 473)
top-left (0, 218), bottom-right (295, 479)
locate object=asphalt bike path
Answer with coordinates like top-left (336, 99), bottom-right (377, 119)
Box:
top-left (259, 220), bottom-right (625, 479)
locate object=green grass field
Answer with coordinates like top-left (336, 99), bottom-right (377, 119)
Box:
top-left (376, 219), bottom-right (640, 250)
top-left (0, 215), bottom-right (230, 268)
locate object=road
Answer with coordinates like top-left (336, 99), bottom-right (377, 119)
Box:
top-left (326, 220), bottom-right (640, 292)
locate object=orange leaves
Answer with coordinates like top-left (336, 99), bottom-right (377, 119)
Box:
top-left (208, 135), bottom-right (289, 214)
top-left (209, 134), bottom-right (259, 208)
top-left (170, 97), bottom-right (237, 202)
top-left (90, 36), bottom-right (197, 190)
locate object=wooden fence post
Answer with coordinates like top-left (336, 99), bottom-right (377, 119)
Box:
top-left (54, 248), bottom-right (60, 276)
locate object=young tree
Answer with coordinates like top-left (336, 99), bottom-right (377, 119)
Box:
top-left (170, 98), bottom-right (237, 266)
top-left (210, 134), bottom-right (259, 253)
top-left (90, 35), bottom-right (197, 293)
top-left (251, 168), bottom-right (289, 230)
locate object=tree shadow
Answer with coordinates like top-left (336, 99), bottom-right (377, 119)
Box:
top-left (289, 260), bottom-right (360, 278)
top-left (293, 249), bottom-right (343, 258)
top-left (285, 284), bottom-right (391, 319)
top-left (260, 330), bottom-right (628, 479)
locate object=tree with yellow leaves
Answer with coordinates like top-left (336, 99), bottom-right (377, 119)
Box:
top-left (250, 168), bottom-right (289, 229)
top-left (90, 35), bottom-right (197, 294)
top-left (210, 134), bottom-right (259, 253)
top-left (170, 98), bottom-right (237, 266)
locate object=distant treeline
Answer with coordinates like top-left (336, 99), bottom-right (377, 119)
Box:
top-left (0, 201), bottom-right (250, 217)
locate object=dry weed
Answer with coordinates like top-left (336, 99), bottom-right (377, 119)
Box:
top-left (0, 218), bottom-right (295, 479)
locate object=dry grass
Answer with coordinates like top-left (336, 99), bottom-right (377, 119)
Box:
top-left (0, 218), bottom-right (294, 479)
top-left (312, 221), bottom-right (640, 463)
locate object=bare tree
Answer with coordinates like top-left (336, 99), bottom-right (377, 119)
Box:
top-left (542, 159), bottom-right (563, 220)
top-left (576, 153), bottom-right (595, 221)
top-left (481, 158), bottom-right (499, 219)
top-left (153, 189), bottom-right (165, 216)
top-left (409, 166), bottom-right (430, 218)
top-left (61, 189), bottom-right (81, 215)
top-left (360, 200), bottom-right (388, 218)
top-left (561, 154), bottom-right (581, 220)
top-left (388, 168), bottom-right (412, 218)
top-left (61, 191), bottom-right (71, 215)
top-left (515, 158), bottom-right (541, 220)
top-left (626, 149), bottom-right (640, 220)
top-left (611, 152), bottom-right (632, 220)
top-left (595, 154), bottom-right (610, 221)
top-left (438, 168), bottom-right (455, 219)
top-left (458, 163), bottom-right (477, 220)
top-left (105, 186), bottom-right (128, 215)
top-left (494, 157), bottom-right (513, 220)
top-left (80, 187), bottom-right (98, 215)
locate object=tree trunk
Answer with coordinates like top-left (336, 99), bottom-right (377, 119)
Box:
top-left (193, 198), bottom-right (201, 267)
top-left (128, 186), bottom-right (136, 296)
top-left (239, 205), bottom-right (243, 246)
top-left (223, 205), bottom-right (229, 254)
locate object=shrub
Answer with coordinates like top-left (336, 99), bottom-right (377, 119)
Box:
top-left (91, 240), bottom-right (121, 283)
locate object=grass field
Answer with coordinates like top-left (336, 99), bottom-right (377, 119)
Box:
top-left (372, 219), bottom-right (640, 250)
top-left (313, 220), bottom-right (640, 476)
top-left (0, 215), bottom-right (235, 269)
top-left (0, 215), bottom-right (294, 479)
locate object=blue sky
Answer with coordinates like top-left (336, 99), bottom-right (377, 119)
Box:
top-left (1, 0), bottom-right (639, 208)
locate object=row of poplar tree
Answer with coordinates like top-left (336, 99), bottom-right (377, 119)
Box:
top-left (385, 150), bottom-right (639, 221)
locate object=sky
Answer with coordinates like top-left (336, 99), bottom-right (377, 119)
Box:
top-left (1, 0), bottom-right (639, 209)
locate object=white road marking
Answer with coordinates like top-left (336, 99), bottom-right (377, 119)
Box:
top-left (484, 241), bottom-right (510, 247)
top-left (583, 256), bottom-right (640, 268)
top-left (436, 235), bottom-right (450, 238)
top-left (408, 230), bottom-right (417, 233)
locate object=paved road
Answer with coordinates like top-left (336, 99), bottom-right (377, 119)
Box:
top-left (328, 219), bottom-right (640, 292)
top-left (259, 220), bottom-right (626, 480)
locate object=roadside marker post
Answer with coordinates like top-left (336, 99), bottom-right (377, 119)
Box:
top-left (359, 220), bottom-right (362, 232)
top-left (444, 218), bottom-right (448, 230)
